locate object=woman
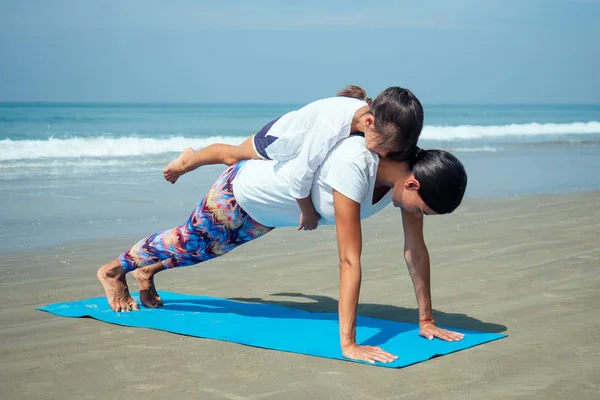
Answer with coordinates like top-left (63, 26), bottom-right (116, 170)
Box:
top-left (98, 136), bottom-right (467, 365)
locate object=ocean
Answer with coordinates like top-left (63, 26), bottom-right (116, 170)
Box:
top-left (1, 102), bottom-right (600, 253)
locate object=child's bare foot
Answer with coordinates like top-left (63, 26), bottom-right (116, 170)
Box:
top-left (97, 260), bottom-right (139, 312)
top-left (163, 148), bottom-right (194, 184)
top-left (131, 268), bottom-right (163, 308)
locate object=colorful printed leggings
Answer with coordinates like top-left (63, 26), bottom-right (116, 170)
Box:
top-left (119, 162), bottom-right (274, 272)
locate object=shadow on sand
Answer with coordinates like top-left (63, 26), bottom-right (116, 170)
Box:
top-left (158, 291), bottom-right (506, 335)
top-left (228, 292), bottom-right (507, 334)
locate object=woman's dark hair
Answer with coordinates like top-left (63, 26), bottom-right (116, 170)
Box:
top-left (337, 85), bottom-right (424, 158)
top-left (409, 149), bottom-right (467, 214)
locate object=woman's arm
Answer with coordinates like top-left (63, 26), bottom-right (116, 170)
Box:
top-left (333, 190), bottom-right (397, 364)
top-left (401, 209), bottom-right (433, 322)
top-left (401, 209), bottom-right (465, 342)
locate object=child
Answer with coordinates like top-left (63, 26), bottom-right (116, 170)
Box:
top-left (163, 85), bottom-right (424, 231)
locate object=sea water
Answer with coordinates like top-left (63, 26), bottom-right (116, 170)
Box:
top-left (1, 103), bottom-right (599, 252)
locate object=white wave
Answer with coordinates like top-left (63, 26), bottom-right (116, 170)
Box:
top-left (1, 121), bottom-right (599, 161)
top-left (421, 121), bottom-right (600, 140)
top-left (0, 135), bottom-right (245, 161)
top-left (0, 158), bottom-right (162, 170)
top-left (451, 146), bottom-right (501, 152)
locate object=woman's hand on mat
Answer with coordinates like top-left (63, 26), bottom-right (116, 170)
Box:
top-left (341, 343), bottom-right (398, 364)
top-left (297, 210), bottom-right (320, 231)
top-left (419, 322), bottom-right (465, 342)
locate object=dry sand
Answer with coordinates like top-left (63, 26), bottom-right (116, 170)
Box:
top-left (1, 191), bottom-right (599, 400)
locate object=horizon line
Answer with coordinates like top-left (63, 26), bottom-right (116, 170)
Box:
top-left (1, 101), bottom-right (599, 107)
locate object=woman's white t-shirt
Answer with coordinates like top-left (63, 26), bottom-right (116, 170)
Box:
top-left (233, 135), bottom-right (392, 228)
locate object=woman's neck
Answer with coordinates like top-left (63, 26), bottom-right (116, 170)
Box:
top-left (375, 157), bottom-right (411, 188)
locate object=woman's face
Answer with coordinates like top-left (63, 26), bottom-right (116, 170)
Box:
top-left (392, 178), bottom-right (436, 217)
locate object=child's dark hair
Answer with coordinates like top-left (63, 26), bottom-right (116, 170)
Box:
top-left (409, 149), bottom-right (467, 214)
top-left (337, 85), bottom-right (424, 159)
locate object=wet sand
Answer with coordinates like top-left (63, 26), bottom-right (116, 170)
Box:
top-left (1, 191), bottom-right (599, 399)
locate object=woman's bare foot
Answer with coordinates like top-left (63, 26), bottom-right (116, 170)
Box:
top-left (163, 148), bottom-right (194, 184)
top-left (96, 260), bottom-right (139, 312)
top-left (131, 268), bottom-right (163, 308)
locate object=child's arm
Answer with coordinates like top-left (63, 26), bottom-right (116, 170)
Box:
top-left (296, 196), bottom-right (320, 231)
top-left (278, 119), bottom-right (352, 230)
top-left (163, 137), bottom-right (259, 184)
top-left (284, 118), bottom-right (346, 200)
top-left (283, 119), bottom-right (348, 230)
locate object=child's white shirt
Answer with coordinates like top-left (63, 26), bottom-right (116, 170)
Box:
top-left (263, 96), bottom-right (368, 199)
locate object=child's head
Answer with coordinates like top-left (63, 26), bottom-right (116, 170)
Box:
top-left (337, 85), bottom-right (424, 158)
top-left (391, 149), bottom-right (467, 216)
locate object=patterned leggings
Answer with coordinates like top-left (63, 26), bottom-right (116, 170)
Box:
top-left (119, 162), bottom-right (274, 272)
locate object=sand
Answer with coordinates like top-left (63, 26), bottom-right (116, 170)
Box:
top-left (1, 191), bottom-right (599, 400)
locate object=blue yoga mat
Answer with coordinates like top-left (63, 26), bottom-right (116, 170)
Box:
top-left (37, 291), bottom-right (506, 368)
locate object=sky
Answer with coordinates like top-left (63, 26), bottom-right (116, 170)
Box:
top-left (0, 0), bottom-right (599, 104)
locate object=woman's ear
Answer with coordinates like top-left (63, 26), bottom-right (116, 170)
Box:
top-left (404, 178), bottom-right (421, 191)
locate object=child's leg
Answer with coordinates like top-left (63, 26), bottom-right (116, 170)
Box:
top-left (163, 137), bottom-right (259, 183)
top-left (223, 137), bottom-right (260, 165)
